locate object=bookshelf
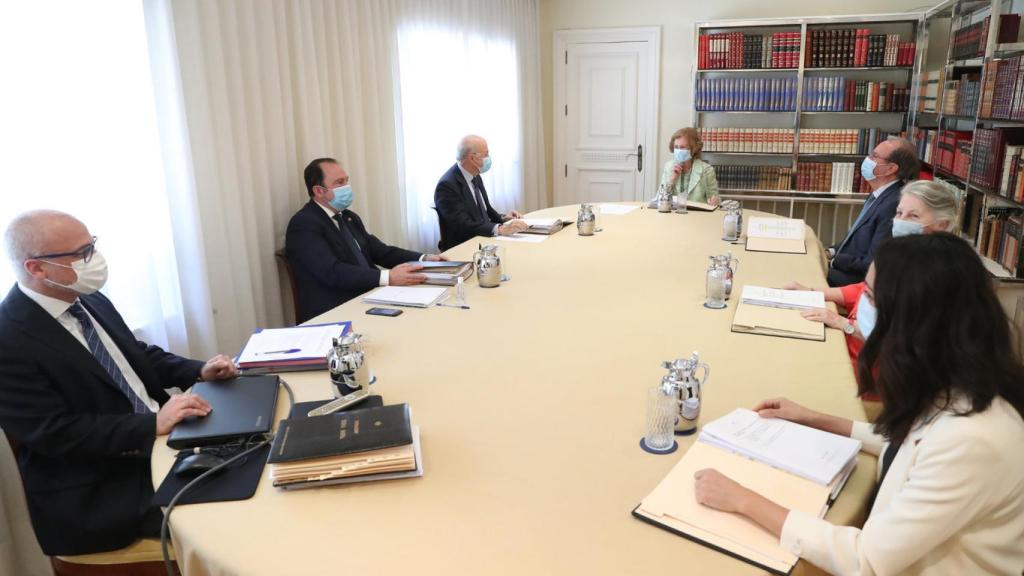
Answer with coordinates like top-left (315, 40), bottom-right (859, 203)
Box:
top-left (913, 0), bottom-right (1024, 281)
top-left (694, 15), bottom-right (921, 197)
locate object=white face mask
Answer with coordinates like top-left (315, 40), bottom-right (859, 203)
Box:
top-left (40, 250), bottom-right (109, 295)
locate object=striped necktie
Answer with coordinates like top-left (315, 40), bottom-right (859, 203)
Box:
top-left (66, 302), bottom-right (151, 413)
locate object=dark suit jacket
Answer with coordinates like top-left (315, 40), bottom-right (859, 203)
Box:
top-left (285, 201), bottom-right (422, 323)
top-left (0, 285), bottom-right (204, 555)
top-left (827, 180), bottom-right (905, 286)
top-left (434, 163), bottom-right (503, 250)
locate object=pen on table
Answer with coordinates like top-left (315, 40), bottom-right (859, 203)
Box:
top-left (437, 303), bottom-right (471, 310)
top-left (256, 348), bottom-right (301, 355)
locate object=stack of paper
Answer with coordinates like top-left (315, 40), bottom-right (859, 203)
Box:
top-left (745, 217), bottom-right (807, 254)
top-left (411, 261), bottom-right (473, 286)
top-left (633, 409), bottom-right (861, 574)
top-left (740, 285), bottom-right (825, 311)
top-left (236, 322), bottom-right (351, 373)
top-left (522, 218), bottom-right (569, 235)
top-left (362, 286), bottom-right (448, 308)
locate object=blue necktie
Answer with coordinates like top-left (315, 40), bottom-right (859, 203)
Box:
top-left (66, 303), bottom-right (151, 414)
top-left (333, 213), bottom-right (371, 268)
top-left (472, 176), bottom-right (487, 218)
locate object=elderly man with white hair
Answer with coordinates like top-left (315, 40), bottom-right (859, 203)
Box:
top-left (433, 134), bottom-right (528, 250)
top-left (0, 209), bottom-right (237, 555)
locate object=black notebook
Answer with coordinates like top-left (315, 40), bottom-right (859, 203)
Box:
top-left (268, 403), bottom-right (412, 464)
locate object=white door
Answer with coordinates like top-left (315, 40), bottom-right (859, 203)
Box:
top-left (555, 28), bottom-right (660, 206)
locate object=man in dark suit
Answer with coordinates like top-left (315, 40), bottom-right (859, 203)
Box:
top-left (0, 210), bottom-right (237, 555)
top-left (434, 135), bottom-right (527, 250)
top-left (286, 158), bottom-right (446, 323)
top-left (826, 137), bottom-right (920, 286)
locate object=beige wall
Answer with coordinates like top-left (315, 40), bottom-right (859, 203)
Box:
top-left (539, 0), bottom-right (935, 205)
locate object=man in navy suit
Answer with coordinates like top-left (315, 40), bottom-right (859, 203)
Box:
top-left (434, 135), bottom-right (527, 250)
top-left (0, 210), bottom-right (238, 555)
top-left (286, 158), bottom-right (446, 323)
top-left (826, 137), bottom-right (920, 286)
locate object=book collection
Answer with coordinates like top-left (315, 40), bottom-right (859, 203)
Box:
top-left (695, 77), bottom-right (797, 111)
top-left (914, 128), bottom-right (972, 179)
top-left (971, 128), bottom-right (1024, 190)
top-left (795, 162), bottom-right (865, 193)
top-left (699, 127), bottom-right (895, 154)
top-left (981, 54), bottom-right (1024, 119)
top-left (805, 29), bottom-right (915, 68)
top-left (943, 73), bottom-right (982, 116)
top-left (698, 31), bottom-right (801, 69)
top-left (951, 14), bottom-right (1020, 60)
top-left (999, 144), bottom-right (1024, 203)
top-left (917, 69), bottom-right (942, 112)
top-left (802, 77), bottom-right (910, 112)
top-left (980, 208), bottom-right (1022, 275)
top-left (713, 165), bottom-right (793, 191)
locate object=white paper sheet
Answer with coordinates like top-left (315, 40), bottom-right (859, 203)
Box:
top-left (740, 285), bottom-right (826, 311)
top-left (238, 324), bottom-right (347, 363)
top-left (746, 217), bottom-right (805, 240)
top-left (522, 218), bottom-right (561, 227)
top-left (363, 286), bottom-right (449, 307)
top-left (599, 203), bottom-right (638, 215)
top-left (493, 233), bottom-right (548, 243)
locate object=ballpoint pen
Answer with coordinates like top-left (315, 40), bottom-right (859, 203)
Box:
top-left (437, 303), bottom-right (471, 310)
top-left (256, 348), bottom-right (301, 355)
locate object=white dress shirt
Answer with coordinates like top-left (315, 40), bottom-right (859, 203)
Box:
top-left (779, 396), bottom-right (1024, 575)
top-left (18, 283), bottom-right (160, 412)
top-left (458, 163), bottom-right (501, 236)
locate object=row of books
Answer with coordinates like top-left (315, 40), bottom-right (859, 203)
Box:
top-left (805, 29), bottom-right (914, 68)
top-left (915, 129), bottom-right (972, 179)
top-left (802, 77), bottom-right (910, 112)
top-left (951, 14), bottom-right (1020, 60)
top-left (971, 128), bottom-right (1024, 191)
top-left (1000, 145), bottom-right (1024, 204)
top-left (985, 55), bottom-right (1024, 120)
top-left (695, 77), bottom-right (797, 111)
top-left (917, 69), bottom-right (942, 113)
top-left (697, 32), bottom-right (801, 69)
top-left (980, 209), bottom-right (1022, 276)
top-left (712, 165), bottom-right (793, 191)
top-left (795, 162), bottom-right (866, 193)
top-left (944, 73), bottom-right (982, 117)
top-left (698, 128), bottom-right (895, 155)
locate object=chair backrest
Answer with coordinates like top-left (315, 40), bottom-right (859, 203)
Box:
top-left (275, 248), bottom-right (300, 326)
top-left (0, 429), bottom-right (53, 576)
top-left (431, 206), bottom-right (451, 252)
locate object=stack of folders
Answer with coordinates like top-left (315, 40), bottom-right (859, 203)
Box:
top-left (236, 322), bottom-right (352, 374)
top-left (362, 286), bottom-right (449, 308)
top-left (634, 408), bottom-right (861, 575)
top-left (732, 285), bottom-right (826, 341)
top-left (268, 403), bottom-right (422, 490)
top-left (411, 260), bottom-right (473, 286)
top-left (744, 217), bottom-right (806, 254)
top-left (645, 198), bottom-right (719, 211)
top-left (521, 218), bottom-right (572, 235)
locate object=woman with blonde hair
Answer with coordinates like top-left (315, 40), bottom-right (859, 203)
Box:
top-left (659, 127), bottom-right (720, 206)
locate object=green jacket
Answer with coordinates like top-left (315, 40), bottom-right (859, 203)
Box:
top-left (659, 158), bottom-right (719, 204)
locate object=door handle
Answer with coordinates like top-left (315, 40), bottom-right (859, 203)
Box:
top-left (625, 144), bottom-right (643, 172)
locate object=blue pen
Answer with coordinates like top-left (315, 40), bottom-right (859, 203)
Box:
top-left (257, 348), bottom-right (301, 355)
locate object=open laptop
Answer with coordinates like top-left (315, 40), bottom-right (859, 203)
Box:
top-left (167, 375), bottom-right (280, 449)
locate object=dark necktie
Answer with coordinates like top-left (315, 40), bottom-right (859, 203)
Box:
top-left (66, 302), bottom-right (151, 413)
top-left (472, 176), bottom-right (487, 218)
top-left (333, 213), bottom-right (370, 268)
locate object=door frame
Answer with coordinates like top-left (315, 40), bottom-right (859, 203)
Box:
top-left (553, 26), bottom-right (661, 205)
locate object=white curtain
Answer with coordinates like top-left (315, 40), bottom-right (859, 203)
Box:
top-left (165, 0), bottom-right (546, 353)
top-left (0, 0), bottom-right (204, 358)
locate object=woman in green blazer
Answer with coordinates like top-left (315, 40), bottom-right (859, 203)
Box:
top-left (659, 127), bottom-right (720, 206)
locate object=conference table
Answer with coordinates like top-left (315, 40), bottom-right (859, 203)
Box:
top-left (153, 202), bottom-right (874, 576)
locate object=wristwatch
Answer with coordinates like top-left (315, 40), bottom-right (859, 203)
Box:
top-left (841, 322), bottom-right (856, 335)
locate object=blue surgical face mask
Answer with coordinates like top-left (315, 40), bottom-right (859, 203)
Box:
top-left (892, 218), bottom-right (925, 237)
top-left (860, 157), bottom-right (878, 181)
top-left (328, 184), bottom-right (353, 212)
top-left (674, 148), bottom-right (692, 163)
top-left (479, 155), bottom-right (492, 174)
top-left (856, 292), bottom-right (877, 339)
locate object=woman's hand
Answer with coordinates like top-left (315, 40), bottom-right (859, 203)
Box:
top-left (753, 397), bottom-right (816, 425)
top-left (708, 195), bottom-right (720, 207)
top-left (667, 162), bottom-right (684, 184)
top-left (694, 469), bottom-right (750, 513)
top-left (784, 281), bottom-right (811, 291)
top-left (800, 307), bottom-right (847, 331)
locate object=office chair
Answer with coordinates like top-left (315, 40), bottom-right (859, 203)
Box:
top-left (432, 207), bottom-right (451, 252)
top-left (1, 429), bottom-right (179, 576)
top-left (275, 247), bottom-right (300, 326)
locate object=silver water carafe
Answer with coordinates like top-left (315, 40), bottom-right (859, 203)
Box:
top-left (713, 252), bottom-right (739, 300)
top-left (656, 184), bottom-right (672, 213)
top-left (327, 332), bottom-right (370, 396)
top-left (577, 203), bottom-right (596, 236)
top-left (474, 244), bottom-right (502, 288)
top-left (660, 352), bottom-right (711, 435)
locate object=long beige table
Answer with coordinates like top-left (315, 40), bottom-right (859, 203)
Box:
top-left (153, 203), bottom-right (873, 576)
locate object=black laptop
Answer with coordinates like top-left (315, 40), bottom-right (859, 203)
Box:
top-left (166, 375), bottom-right (280, 449)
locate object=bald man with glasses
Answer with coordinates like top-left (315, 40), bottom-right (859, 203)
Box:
top-left (0, 209), bottom-right (237, 555)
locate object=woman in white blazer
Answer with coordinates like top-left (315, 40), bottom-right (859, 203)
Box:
top-left (694, 232), bottom-right (1024, 576)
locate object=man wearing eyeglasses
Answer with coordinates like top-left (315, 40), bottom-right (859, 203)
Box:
top-left (826, 137), bottom-right (920, 286)
top-left (434, 134), bottom-right (528, 250)
top-left (0, 209), bottom-right (238, 555)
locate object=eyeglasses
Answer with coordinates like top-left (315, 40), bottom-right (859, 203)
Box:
top-left (31, 236), bottom-right (99, 263)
